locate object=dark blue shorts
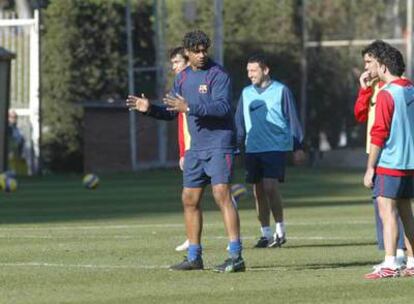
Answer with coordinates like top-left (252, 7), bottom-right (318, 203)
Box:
top-left (373, 174), bottom-right (414, 199)
top-left (183, 150), bottom-right (234, 188)
top-left (245, 151), bottom-right (286, 184)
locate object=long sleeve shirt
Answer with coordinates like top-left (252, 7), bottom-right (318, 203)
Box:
top-left (146, 59), bottom-right (235, 152)
top-left (353, 81), bottom-right (385, 154)
top-left (235, 82), bottom-right (303, 152)
top-left (370, 78), bottom-right (414, 176)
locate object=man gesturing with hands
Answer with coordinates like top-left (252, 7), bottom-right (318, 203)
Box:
top-left (126, 30), bottom-right (244, 273)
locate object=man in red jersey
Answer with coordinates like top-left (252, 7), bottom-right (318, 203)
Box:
top-left (354, 41), bottom-right (406, 272)
top-left (169, 46), bottom-right (193, 252)
top-left (362, 41), bottom-right (414, 280)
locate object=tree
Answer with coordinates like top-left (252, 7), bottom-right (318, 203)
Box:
top-left (41, 0), bottom-right (144, 171)
top-left (165, 0), bottom-right (300, 103)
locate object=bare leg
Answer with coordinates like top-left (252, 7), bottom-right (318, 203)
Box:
top-left (364, 195), bottom-right (402, 279)
top-left (396, 199), bottom-right (414, 258)
top-left (212, 183), bottom-right (240, 241)
top-left (182, 187), bottom-right (204, 244)
top-left (253, 181), bottom-right (270, 227)
top-left (377, 196), bottom-right (398, 257)
top-left (263, 178), bottom-right (283, 223)
top-left (211, 184), bottom-right (246, 272)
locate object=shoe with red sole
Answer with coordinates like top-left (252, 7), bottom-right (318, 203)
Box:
top-left (364, 267), bottom-right (400, 280)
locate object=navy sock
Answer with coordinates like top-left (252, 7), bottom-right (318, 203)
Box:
top-left (187, 244), bottom-right (202, 261)
top-left (228, 239), bottom-right (242, 259)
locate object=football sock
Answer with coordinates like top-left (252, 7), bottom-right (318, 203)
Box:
top-left (261, 226), bottom-right (272, 240)
top-left (228, 239), bottom-right (242, 259)
top-left (187, 244), bottom-right (202, 262)
top-left (275, 222), bottom-right (285, 238)
top-left (396, 248), bottom-right (405, 258)
top-left (406, 256), bottom-right (414, 268)
top-left (383, 255), bottom-right (396, 269)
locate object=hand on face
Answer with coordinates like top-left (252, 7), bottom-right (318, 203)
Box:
top-left (359, 71), bottom-right (372, 89)
top-left (362, 54), bottom-right (380, 88)
top-left (359, 71), bottom-right (379, 89)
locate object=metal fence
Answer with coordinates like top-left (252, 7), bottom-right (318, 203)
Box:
top-left (0, 10), bottom-right (40, 174)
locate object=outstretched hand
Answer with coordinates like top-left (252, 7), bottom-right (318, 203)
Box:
top-left (163, 94), bottom-right (188, 113)
top-left (126, 94), bottom-right (150, 112)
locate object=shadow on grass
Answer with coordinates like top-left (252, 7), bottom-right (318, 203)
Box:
top-left (0, 167), bottom-right (371, 225)
top-left (283, 200), bottom-right (370, 209)
top-left (0, 197), bottom-right (371, 225)
top-left (248, 260), bottom-right (375, 272)
top-left (285, 241), bottom-right (377, 249)
top-left (297, 260), bottom-right (375, 270)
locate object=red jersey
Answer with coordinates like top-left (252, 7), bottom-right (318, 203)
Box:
top-left (370, 78), bottom-right (414, 176)
top-left (178, 112), bottom-right (191, 158)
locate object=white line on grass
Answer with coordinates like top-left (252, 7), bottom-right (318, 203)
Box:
top-left (0, 262), bottom-right (358, 272)
top-left (0, 262), bottom-right (170, 270)
top-left (0, 224), bottom-right (185, 231)
top-left (0, 220), bottom-right (372, 231)
top-left (0, 235), bottom-right (140, 239)
top-left (0, 234), bottom-right (373, 242)
top-left (210, 236), bottom-right (373, 241)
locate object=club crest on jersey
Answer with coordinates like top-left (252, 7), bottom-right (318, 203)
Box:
top-left (199, 84), bottom-right (208, 94)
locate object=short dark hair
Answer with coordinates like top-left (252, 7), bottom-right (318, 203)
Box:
top-left (247, 53), bottom-right (269, 70)
top-left (183, 30), bottom-right (211, 52)
top-left (362, 40), bottom-right (405, 76)
top-left (169, 47), bottom-right (188, 61)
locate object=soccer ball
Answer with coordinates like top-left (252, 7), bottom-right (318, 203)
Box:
top-left (83, 173), bottom-right (99, 189)
top-left (231, 183), bottom-right (247, 203)
top-left (0, 175), bottom-right (18, 193)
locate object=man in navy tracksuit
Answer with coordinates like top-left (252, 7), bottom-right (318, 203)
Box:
top-left (126, 30), bottom-right (244, 272)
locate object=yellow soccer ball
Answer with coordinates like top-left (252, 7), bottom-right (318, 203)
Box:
top-left (0, 175), bottom-right (18, 193)
top-left (231, 183), bottom-right (247, 203)
top-left (83, 173), bottom-right (99, 189)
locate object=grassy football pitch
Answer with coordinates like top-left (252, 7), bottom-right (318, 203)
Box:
top-left (1, 167), bottom-right (413, 304)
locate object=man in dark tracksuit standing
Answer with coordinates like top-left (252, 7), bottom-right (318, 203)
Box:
top-left (126, 30), bottom-right (244, 273)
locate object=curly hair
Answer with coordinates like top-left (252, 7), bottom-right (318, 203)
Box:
top-left (361, 40), bottom-right (389, 58)
top-left (362, 40), bottom-right (405, 76)
top-left (182, 30), bottom-right (211, 52)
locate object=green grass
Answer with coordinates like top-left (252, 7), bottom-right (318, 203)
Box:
top-left (1, 167), bottom-right (413, 304)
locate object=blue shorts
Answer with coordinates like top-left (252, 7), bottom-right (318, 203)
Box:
top-left (373, 174), bottom-right (414, 199)
top-left (183, 150), bottom-right (234, 188)
top-left (245, 151), bottom-right (286, 184)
